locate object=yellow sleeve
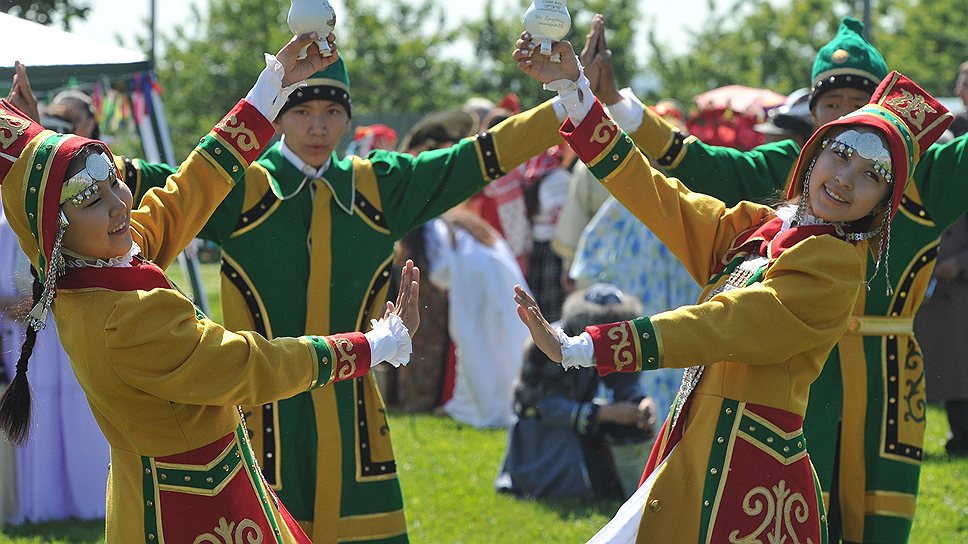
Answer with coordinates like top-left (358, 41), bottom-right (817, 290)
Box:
top-left (587, 236), bottom-right (863, 373)
top-left (652, 236), bottom-right (863, 367)
top-left (560, 100), bottom-right (773, 284)
top-left (103, 288), bottom-right (327, 406)
top-left (129, 100), bottom-right (275, 269)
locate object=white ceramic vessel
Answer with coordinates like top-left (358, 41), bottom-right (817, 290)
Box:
top-left (523, 0), bottom-right (571, 58)
top-left (288, 0), bottom-right (337, 58)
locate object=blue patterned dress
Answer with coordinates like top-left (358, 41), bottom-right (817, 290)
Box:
top-left (571, 197), bottom-right (701, 422)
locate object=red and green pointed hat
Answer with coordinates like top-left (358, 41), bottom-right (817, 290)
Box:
top-left (0, 99), bottom-right (109, 328)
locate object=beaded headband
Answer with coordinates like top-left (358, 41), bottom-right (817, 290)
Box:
top-left (60, 151), bottom-right (115, 206)
top-left (826, 129), bottom-right (893, 184)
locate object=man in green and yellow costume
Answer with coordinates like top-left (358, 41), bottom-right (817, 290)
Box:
top-left (123, 58), bottom-right (562, 542)
top-left (586, 16), bottom-right (968, 543)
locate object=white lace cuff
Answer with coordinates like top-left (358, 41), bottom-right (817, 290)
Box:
top-left (244, 53), bottom-right (306, 122)
top-left (558, 327), bottom-right (595, 369)
top-left (546, 62), bottom-right (594, 124)
top-left (365, 313), bottom-right (413, 368)
top-left (605, 88), bottom-right (645, 133)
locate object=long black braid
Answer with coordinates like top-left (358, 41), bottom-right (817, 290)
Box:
top-left (0, 266), bottom-right (41, 445)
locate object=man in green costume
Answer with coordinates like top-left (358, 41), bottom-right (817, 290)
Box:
top-left (586, 16), bottom-right (967, 543)
top-left (122, 58), bottom-right (563, 542)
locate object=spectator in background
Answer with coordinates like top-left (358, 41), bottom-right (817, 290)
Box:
top-left (947, 60), bottom-right (968, 137)
top-left (50, 88), bottom-right (100, 139)
top-left (497, 284), bottom-right (655, 499)
top-left (570, 196), bottom-right (701, 425)
top-left (0, 194), bottom-right (18, 527)
top-left (466, 103), bottom-right (534, 273)
top-left (753, 87), bottom-right (814, 147)
top-left (390, 111), bottom-right (473, 412)
top-left (345, 124), bottom-right (398, 157)
top-left (399, 207), bottom-right (531, 428)
top-left (914, 63), bottom-right (968, 457)
top-left (524, 145), bottom-right (573, 322)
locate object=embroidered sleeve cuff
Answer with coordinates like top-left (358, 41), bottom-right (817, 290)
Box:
top-left (305, 332), bottom-right (371, 389)
top-left (560, 99), bottom-right (636, 183)
top-left (606, 88), bottom-right (645, 133)
top-left (201, 100), bottom-right (275, 183)
top-left (586, 317), bottom-right (661, 376)
top-left (366, 313), bottom-right (413, 368)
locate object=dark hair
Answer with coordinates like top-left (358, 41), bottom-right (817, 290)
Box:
top-left (0, 266), bottom-right (41, 445)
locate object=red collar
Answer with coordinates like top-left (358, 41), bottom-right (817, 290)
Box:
top-left (57, 257), bottom-right (170, 292)
top-left (718, 216), bottom-right (842, 271)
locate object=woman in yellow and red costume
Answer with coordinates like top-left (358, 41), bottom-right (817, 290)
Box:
top-left (511, 36), bottom-right (950, 543)
top-left (0, 33), bottom-right (420, 543)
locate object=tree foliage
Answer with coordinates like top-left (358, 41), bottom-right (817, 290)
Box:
top-left (463, 0), bottom-right (640, 108)
top-left (156, 0), bottom-right (291, 156)
top-left (339, 0), bottom-right (467, 113)
top-left (0, 0), bottom-right (90, 28)
top-left (645, 0), bottom-right (967, 104)
top-left (153, 0), bottom-right (966, 156)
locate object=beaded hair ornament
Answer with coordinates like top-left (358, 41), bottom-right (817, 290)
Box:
top-left (25, 149), bottom-right (118, 330)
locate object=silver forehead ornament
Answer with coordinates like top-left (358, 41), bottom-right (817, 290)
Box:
top-left (831, 129), bottom-right (893, 182)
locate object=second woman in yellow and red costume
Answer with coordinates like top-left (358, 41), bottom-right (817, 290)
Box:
top-left (511, 34), bottom-right (950, 543)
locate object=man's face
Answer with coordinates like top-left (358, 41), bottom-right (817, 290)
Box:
top-left (810, 88), bottom-right (872, 126)
top-left (273, 99), bottom-right (351, 168)
top-left (955, 72), bottom-right (968, 106)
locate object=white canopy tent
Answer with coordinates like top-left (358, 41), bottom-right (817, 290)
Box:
top-left (0, 13), bottom-right (208, 311)
top-left (0, 12), bottom-right (175, 166)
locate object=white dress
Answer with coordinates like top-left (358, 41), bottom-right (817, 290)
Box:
top-left (426, 219), bottom-right (533, 428)
top-left (0, 198), bottom-right (109, 523)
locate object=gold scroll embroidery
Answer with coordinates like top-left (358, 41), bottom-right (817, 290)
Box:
top-left (216, 114), bottom-right (259, 152)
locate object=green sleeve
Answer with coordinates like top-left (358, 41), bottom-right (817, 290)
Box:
top-left (910, 133), bottom-right (968, 230)
top-left (120, 157), bottom-right (175, 204)
top-left (667, 139), bottom-right (800, 206)
top-left (372, 99), bottom-right (563, 238)
top-left (368, 144), bottom-right (489, 239)
top-left (196, 180), bottom-right (245, 245)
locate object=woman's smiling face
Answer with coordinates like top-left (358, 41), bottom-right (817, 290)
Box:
top-left (806, 126), bottom-right (893, 224)
top-left (60, 147), bottom-right (133, 260)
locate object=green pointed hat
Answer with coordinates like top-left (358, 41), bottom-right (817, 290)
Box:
top-left (809, 17), bottom-right (889, 109)
top-left (281, 56), bottom-right (352, 117)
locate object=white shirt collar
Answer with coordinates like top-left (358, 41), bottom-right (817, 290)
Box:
top-left (279, 136), bottom-right (331, 178)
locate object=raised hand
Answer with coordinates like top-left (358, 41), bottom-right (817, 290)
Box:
top-left (584, 15), bottom-right (622, 105)
top-left (276, 32), bottom-right (340, 86)
top-left (513, 284), bottom-right (563, 363)
top-left (512, 32), bottom-right (580, 85)
top-left (6, 61), bottom-right (40, 123)
top-left (385, 259), bottom-right (421, 338)
top-left (580, 15), bottom-right (605, 95)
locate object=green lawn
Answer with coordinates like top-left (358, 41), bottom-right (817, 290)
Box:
top-left (3, 262), bottom-right (965, 542)
top-left (4, 409), bottom-right (966, 543)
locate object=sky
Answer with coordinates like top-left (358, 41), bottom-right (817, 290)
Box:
top-left (70, 0), bottom-right (720, 61)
